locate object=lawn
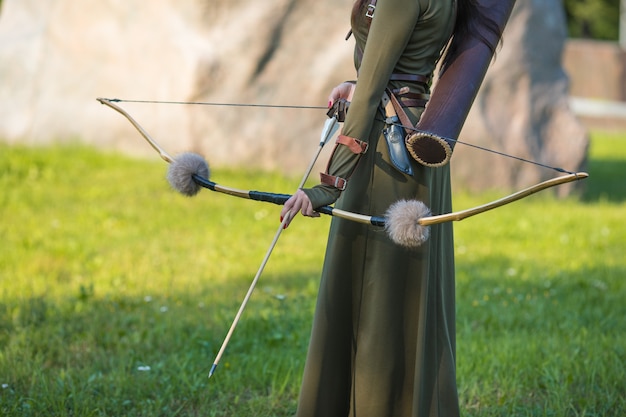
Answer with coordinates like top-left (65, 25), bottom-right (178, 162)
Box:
top-left (0, 132), bottom-right (624, 416)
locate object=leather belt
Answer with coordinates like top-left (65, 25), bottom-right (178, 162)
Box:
top-left (390, 73), bottom-right (430, 85)
top-left (391, 88), bottom-right (430, 108)
top-left (398, 97), bottom-right (428, 108)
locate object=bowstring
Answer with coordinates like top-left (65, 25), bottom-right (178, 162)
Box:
top-left (102, 98), bottom-right (326, 110)
top-left (105, 98), bottom-right (575, 175)
top-left (376, 117), bottom-right (574, 175)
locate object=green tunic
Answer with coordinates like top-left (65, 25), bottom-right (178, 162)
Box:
top-left (299, 1), bottom-right (458, 416)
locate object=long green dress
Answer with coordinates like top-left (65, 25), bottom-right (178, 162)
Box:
top-left (299, 0), bottom-right (459, 416)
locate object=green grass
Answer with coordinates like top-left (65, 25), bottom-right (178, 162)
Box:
top-left (0, 132), bottom-right (624, 416)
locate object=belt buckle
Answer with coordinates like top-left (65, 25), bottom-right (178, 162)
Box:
top-left (366, 4), bottom-right (375, 18)
top-left (334, 177), bottom-right (347, 191)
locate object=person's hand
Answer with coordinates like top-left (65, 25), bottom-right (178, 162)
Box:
top-left (328, 82), bottom-right (355, 107)
top-left (280, 189), bottom-right (320, 228)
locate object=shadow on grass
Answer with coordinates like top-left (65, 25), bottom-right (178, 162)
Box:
top-left (582, 157), bottom-right (626, 203)
top-left (456, 258), bottom-right (626, 416)
top-left (2, 259), bottom-right (624, 416)
top-left (0, 271), bottom-right (318, 416)
top-left (456, 261), bottom-right (625, 333)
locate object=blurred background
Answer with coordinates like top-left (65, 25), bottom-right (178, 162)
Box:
top-left (0, 2), bottom-right (624, 415)
top-left (0, 0), bottom-right (623, 194)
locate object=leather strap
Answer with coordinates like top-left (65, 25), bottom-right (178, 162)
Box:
top-left (381, 91), bottom-right (398, 121)
top-left (392, 88), bottom-right (430, 108)
top-left (351, 2), bottom-right (429, 87)
top-left (337, 134), bottom-right (369, 154)
top-left (392, 89), bottom-right (430, 101)
top-left (320, 172), bottom-right (347, 191)
top-left (398, 97), bottom-right (428, 108)
top-left (319, 135), bottom-right (368, 192)
top-left (390, 73), bottom-right (430, 85)
top-left (347, 0), bottom-right (377, 41)
top-left (387, 89), bottom-right (417, 135)
top-left (365, 0), bottom-right (377, 18)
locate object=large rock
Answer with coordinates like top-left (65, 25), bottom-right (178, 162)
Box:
top-left (0, 0), bottom-right (353, 173)
top-left (0, 0), bottom-right (210, 154)
top-left (0, 0), bottom-right (588, 194)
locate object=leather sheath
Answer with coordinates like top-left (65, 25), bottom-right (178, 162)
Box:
top-left (381, 91), bottom-right (414, 176)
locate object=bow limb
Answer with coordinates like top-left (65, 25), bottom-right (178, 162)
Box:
top-left (97, 97), bottom-right (175, 163)
top-left (97, 97), bottom-right (589, 234)
top-left (98, 98), bottom-right (264, 200)
top-left (418, 172), bottom-right (589, 227)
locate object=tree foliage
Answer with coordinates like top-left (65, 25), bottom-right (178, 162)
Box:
top-left (563, 0), bottom-right (620, 40)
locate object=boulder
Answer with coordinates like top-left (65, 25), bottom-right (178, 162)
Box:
top-left (0, 0), bottom-right (588, 194)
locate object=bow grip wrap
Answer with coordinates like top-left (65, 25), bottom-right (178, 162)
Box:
top-left (407, 0), bottom-right (517, 167)
top-left (249, 191), bottom-right (291, 205)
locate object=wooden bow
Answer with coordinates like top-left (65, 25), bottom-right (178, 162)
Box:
top-left (417, 172), bottom-right (588, 226)
top-left (97, 97), bottom-right (589, 228)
